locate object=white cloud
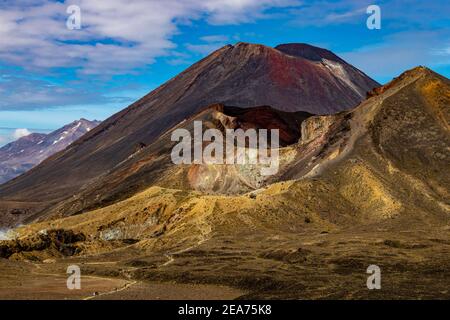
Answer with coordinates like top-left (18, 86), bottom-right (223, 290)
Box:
top-left (187, 34), bottom-right (233, 56)
top-left (432, 47), bottom-right (450, 56)
top-left (200, 35), bottom-right (230, 43)
top-left (186, 43), bottom-right (225, 55)
top-left (202, 0), bottom-right (300, 24)
top-left (0, 75), bottom-right (130, 110)
top-left (288, 0), bottom-right (450, 27)
top-left (0, 0), bottom-right (300, 75)
top-left (12, 128), bottom-right (32, 139)
top-left (288, 0), bottom-right (372, 27)
top-left (340, 31), bottom-right (450, 81)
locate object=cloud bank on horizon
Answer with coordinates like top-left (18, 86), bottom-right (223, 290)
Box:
top-left (0, 0), bottom-right (449, 134)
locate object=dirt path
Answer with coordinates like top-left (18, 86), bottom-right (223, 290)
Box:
top-left (0, 259), bottom-right (244, 300)
top-left (83, 280), bottom-right (138, 300)
top-left (92, 281), bottom-right (245, 300)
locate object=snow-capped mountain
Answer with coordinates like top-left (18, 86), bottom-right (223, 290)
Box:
top-left (0, 119), bottom-right (101, 184)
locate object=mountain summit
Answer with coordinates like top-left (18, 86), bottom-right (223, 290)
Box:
top-left (273, 43), bottom-right (378, 100)
top-left (0, 119), bottom-right (100, 185)
top-left (0, 42), bottom-right (379, 226)
top-left (275, 43), bottom-right (344, 61)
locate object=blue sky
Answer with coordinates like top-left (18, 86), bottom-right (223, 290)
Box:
top-left (0, 0), bottom-right (449, 146)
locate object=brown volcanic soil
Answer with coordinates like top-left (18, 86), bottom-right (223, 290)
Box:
top-left (2, 104), bottom-right (313, 224)
top-left (0, 67), bottom-right (448, 299)
top-left (0, 184), bottom-right (448, 300)
top-left (0, 42), bottom-right (378, 227)
top-left (0, 259), bottom-right (243, 300)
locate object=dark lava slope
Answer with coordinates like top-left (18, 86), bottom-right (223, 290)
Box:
top-left (0, 42), bottom-right (379, 226)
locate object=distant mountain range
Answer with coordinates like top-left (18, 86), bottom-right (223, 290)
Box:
top-left (0, 119), bottom-right (100, 185)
